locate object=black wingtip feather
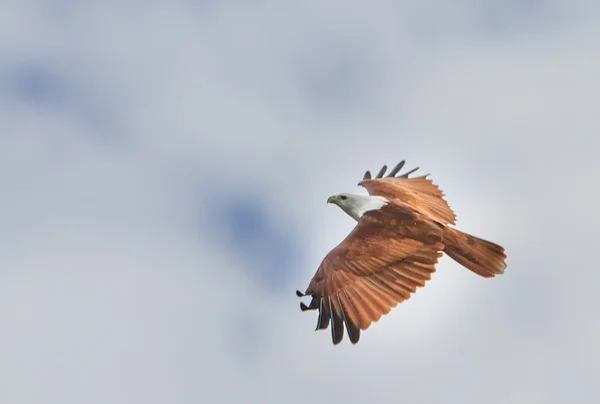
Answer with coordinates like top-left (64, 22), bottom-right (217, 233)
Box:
top-left (399, 166), bottom-right (419, 178)
top-left (346, 324), bottom-right (360, 345)
top-left (303, 294), bottom-right (362, 345)
top-left (362, 159), bottom-right (423, 180)
top-left (387, 160), bottom-right (406, 177)
top-left (296, 290), bottom-right (304, 297)
top-left (329, 298), bottom-right (345, 345)
top-left (337, 296), bottom-right (361, 344)
top-left (376, 165), bottom-right (387, 179)
top-left (316, 299), bottom-right (330, 331)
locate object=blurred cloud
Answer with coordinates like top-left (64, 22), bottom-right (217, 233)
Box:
top-left (0, 0), bottom-right (599, 403)
top-left (7, 62), bottom-right (66, 105)
top-left (211, 195), bottom-right (301, 293)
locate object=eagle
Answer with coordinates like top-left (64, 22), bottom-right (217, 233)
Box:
top-left (296, 160), bottom-right (507, 345)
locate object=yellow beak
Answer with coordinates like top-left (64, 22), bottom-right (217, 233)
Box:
top-left (327, 195), bottom-right (338, 204)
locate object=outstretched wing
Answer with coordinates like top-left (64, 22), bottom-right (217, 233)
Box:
top-left (359, 160), bottom-right (456, 226)
top-left (297, 203), bottom-right (445, 345)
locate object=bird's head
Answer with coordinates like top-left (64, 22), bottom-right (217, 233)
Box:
top-left (326, 193), bottom-right (350, 205)
top-left (327, 193), bottom-right (388, 221)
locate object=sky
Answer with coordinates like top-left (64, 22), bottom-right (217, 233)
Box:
top-left (1, 1), bottom-right (599, 403)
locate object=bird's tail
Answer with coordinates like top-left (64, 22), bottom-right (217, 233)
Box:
top-left (442, 227), bottom-right (507, 278)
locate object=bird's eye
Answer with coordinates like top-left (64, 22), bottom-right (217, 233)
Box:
top-left (340, 195), bottom-right (347, 201)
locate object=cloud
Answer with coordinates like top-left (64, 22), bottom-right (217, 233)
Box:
top-left (0, 1), bottom-right (599, 403)
top-left (5, 62), bottom-right (67, 105)
top-left (209, 194), bottom-right (302, 293)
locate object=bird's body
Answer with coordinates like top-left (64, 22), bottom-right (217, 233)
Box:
top-left (297, 160), bottom-right (507, 345)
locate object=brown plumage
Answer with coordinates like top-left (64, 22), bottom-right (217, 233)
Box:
top-left (297, 160), bottom-right (507, 345)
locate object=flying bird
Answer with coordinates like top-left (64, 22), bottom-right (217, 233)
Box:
top-left (296, 160), bottom-right (507, 345)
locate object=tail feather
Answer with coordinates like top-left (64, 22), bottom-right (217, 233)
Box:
top-left (443, 227), bottom-right (507, 278)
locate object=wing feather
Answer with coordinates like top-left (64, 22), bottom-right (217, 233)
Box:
top-left (337, 293), bottom-right (361, 343)
top-left (361, 277), bottom-right (401, 307)
top-left (346, 288), bottom-right (377, 330)
top-left (316, 297), bottom-right (330, 330)
top-left (329, 297), bottom-right (345, 344)
top-left (396, 263), bottom-right (433, 285)
top-left (369, 272), bottom-right (412, 301)
top-left (375, 165), bottom-right (387, 178)
top-left (358, 160), bottom-right (456, 225)
top-left (299, 204), bottom-right (444, 344)
top-left (352, 281), bottom-right (392, 317)
top-left (386, 160), bottom-right (406, 177)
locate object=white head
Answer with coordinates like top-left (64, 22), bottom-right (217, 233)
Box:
top-left (327, 193), bottom-right (388, 221)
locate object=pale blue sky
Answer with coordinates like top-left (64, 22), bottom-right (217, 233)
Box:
top-left (0, 1), bottom-right (598, 403)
